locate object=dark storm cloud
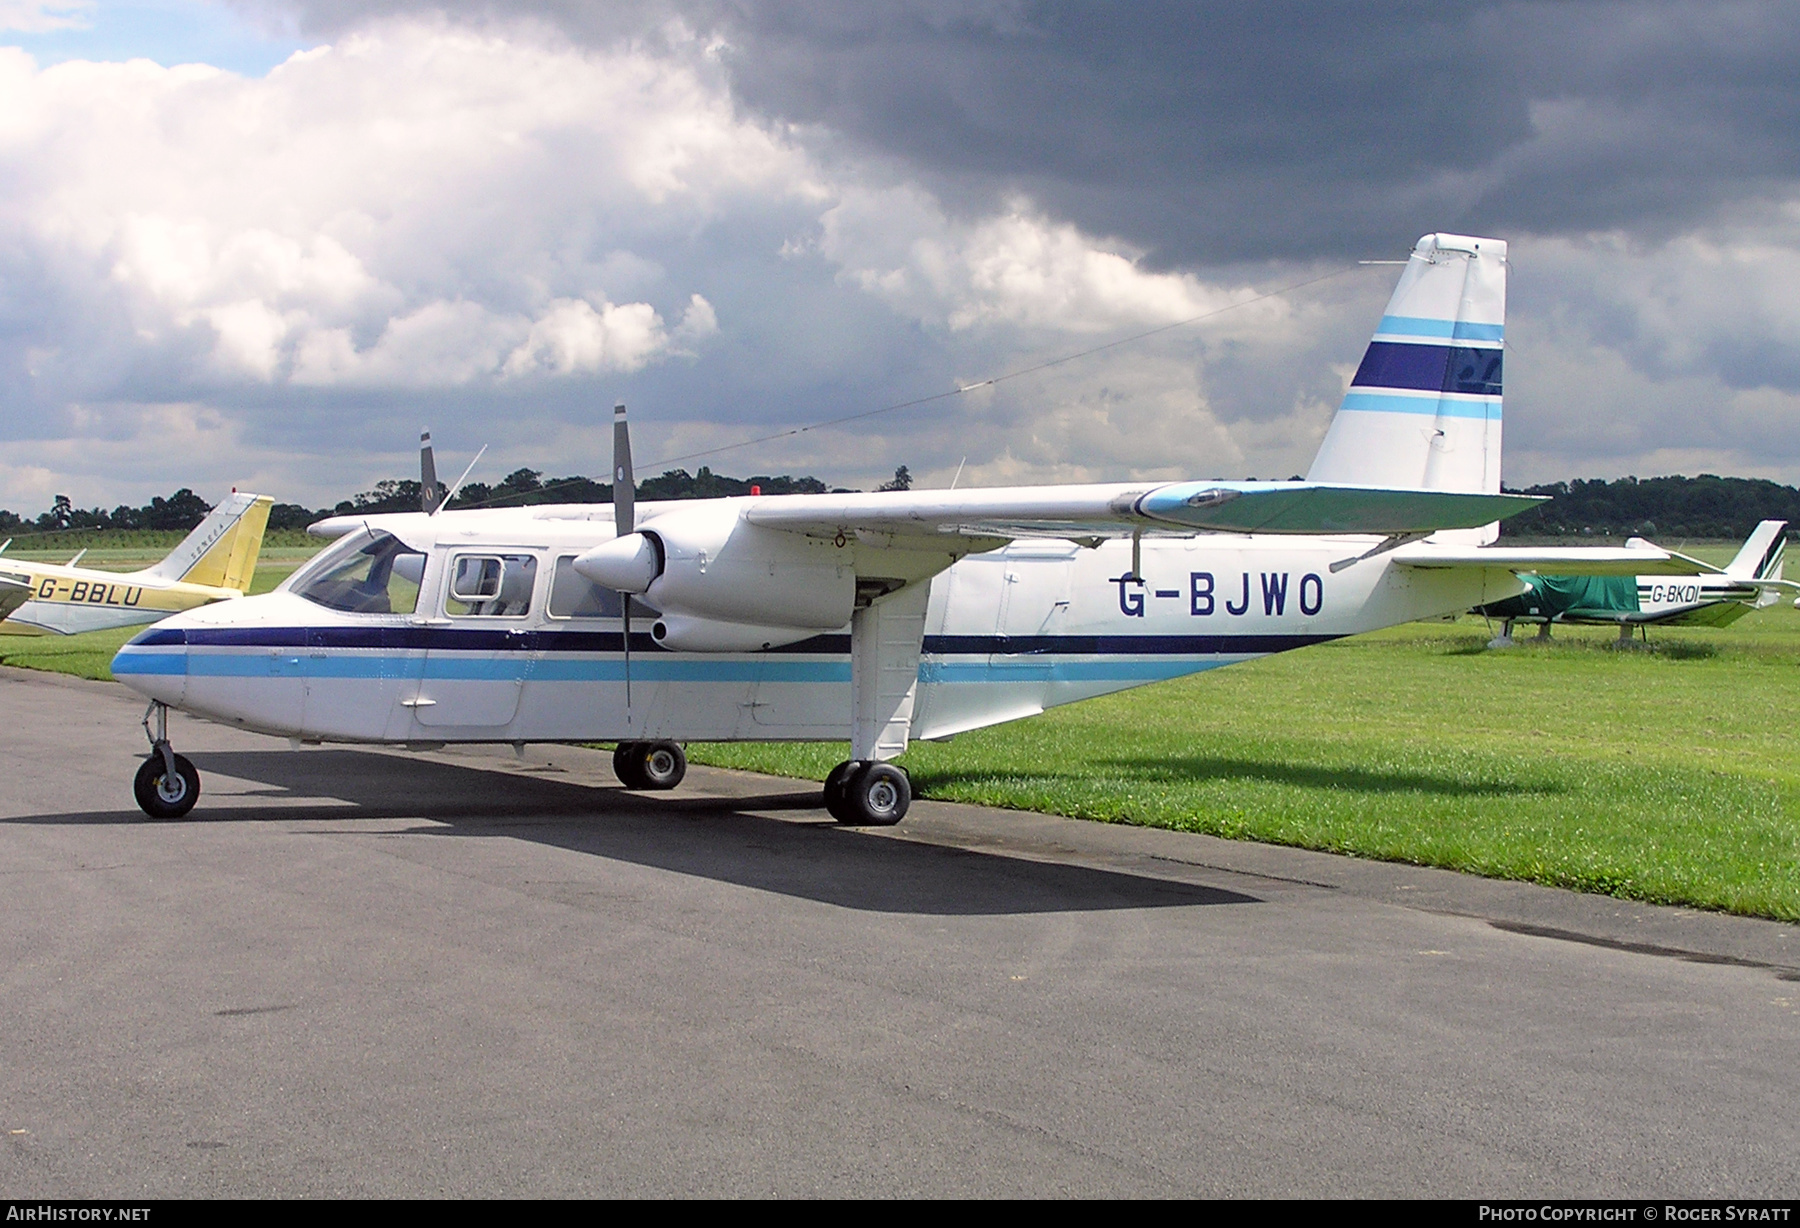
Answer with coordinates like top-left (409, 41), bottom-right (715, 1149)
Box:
top-left (260, 0), bottom-right (1800, 264)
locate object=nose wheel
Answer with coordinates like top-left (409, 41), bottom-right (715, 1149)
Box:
top-left (134, 701), bottom-right (200, 820)
top-left (825, 760), bottom-right (910, 826)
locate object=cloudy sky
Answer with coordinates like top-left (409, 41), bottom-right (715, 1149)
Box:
top-left (3, 0), bottom-right (1799, 511)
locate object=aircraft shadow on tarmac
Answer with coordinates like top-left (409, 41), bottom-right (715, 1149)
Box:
top-left (20, 748), bottom-right (1258, 917)
top-left (1091, 755), bottom-right (1564, 796)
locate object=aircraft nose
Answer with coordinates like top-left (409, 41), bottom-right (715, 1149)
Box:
top-left (111, 620), bottom-right (189, 704)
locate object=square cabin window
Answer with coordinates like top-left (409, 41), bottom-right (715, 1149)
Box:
top-left (446, 553), bottom-right (538, 617)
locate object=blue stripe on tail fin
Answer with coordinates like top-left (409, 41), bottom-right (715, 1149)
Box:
top-left (1307, 234), bottom-right (1506, 506)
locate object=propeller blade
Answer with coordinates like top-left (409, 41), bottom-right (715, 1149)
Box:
top-left (613, 403), bottom-right (634, 538)
top-left (613, 402), bottom-right (636, 714)
top-left (420, 429), bottom-right (441, 513)
top-left (621, 599), bottom-right (632, 712)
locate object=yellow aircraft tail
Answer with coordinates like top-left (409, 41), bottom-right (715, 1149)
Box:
top-left (143, 492), bottom-right (274, 593)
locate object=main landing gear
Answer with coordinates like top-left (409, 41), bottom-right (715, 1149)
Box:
top-left (134, 701), bottom-right (200, 820)
top-left (824, 760), bottom-right (911, 826)
top-left (612, 740), bottom-right (688, 790)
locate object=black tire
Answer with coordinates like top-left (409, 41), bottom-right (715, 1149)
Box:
top-left (613, 742), bottom-right (647, 789)
top-left (134, 753), bottom-right (200, 820)
top-left (835, 762), bottom-right (910, 826)
top-left (639, 741), bottom-right (686, 790)
top-left (822, 760), bottom-right (860, 817)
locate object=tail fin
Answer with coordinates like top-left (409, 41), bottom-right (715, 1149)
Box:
top-left (142, 492), bottom-right (274, 593)
top-left (1308, 233), bottom-right (1506, 507)
top-left (1726, 520), bottom-right (1787, 581)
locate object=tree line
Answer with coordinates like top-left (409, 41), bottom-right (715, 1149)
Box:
top-left (1, 469), bottom-right (1789, 540)
top-left (0, 465), bottom-right (910, 535)
top-left (1496, 475), bottom-right (1800, 539)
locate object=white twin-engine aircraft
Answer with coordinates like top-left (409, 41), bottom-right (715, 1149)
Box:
top-left (113, 233), bottom-right (1713, 823)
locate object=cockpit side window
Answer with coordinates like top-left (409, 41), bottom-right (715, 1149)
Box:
top-left (294, 532), bottom-right (427, 615)
top-left (446, 553), bottom-right (538, 617)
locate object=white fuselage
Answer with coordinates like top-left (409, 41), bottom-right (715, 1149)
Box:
top-left (112, 513), bottom-right (1526, 746)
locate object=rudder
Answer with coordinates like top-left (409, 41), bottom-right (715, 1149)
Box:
top-left (1307, 233), bottom-right (1506, 503)
top-left (143, 493), bottom-right (274, 592)
top-left (1726, 520), bottom-right (1786, 581)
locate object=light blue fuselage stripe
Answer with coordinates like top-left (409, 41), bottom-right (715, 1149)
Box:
top-left (112, 649), bottom-right (187, 675)
top-left (1337, 391), bottom-right (1500, 420)
top-left (1376, 315), bottom-right (1504, 342)
top-left (113, 648), bottom-right (1253, 686)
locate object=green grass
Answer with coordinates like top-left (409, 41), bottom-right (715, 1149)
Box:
top-left (691, 606), bottom-right (1800, 922)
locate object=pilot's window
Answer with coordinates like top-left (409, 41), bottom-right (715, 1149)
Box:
top-left (446, 553), bottom-right (537, 617)
top-left (547, 555), bottom-right (658, 619)
top-left (294, 532), bottom-right (426, 616)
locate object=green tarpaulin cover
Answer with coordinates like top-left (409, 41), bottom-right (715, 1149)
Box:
top-left (1480, 573), bottom-right (1641, 621)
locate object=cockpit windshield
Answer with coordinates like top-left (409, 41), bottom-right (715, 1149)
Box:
top-left (293, 531), bottom-right (427, 615)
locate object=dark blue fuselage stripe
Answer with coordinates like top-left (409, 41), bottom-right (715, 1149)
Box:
top-left (1352, 342), bottom-right (1502, 396)
top-left (127, 626), bottom-right (1342, 657)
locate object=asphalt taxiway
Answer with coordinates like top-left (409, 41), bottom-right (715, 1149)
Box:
top-left (2, 666), bottom-right (1796, 1197)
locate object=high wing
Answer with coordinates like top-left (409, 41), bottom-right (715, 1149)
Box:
top-left (743, 480), bottom-right (1542, 543)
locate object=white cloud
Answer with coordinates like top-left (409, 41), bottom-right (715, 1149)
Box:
top-left (819, 186), bottom-right (1281, 338)
top-left (3, 14), bottom-right (1800, 511)
top-left (0, 24), bottom-right (795, 402)
top-left (1497, 226), bottom-right (1800, 483)
top-left (503, 297), bottom-right (667, 377)
top-left (0, 1), bottom-right (88, 34)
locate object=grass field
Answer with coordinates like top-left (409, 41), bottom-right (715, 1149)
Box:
top-left (2, 544), bottom-right (1796, 920)
top-left (691, 608), bottom-right (1800, 920)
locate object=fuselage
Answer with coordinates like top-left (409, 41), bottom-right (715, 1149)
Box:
top-left (112, 508), bottom-right (1526, 745)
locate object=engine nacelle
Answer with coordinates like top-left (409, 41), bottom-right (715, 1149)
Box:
top-left (650, 614), bottom-right (822, 653)
top-left (636, 503), bottom-right (854, 631)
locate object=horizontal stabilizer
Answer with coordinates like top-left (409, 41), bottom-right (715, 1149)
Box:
top-left (1395, 544), bottom-right (1719, 577)
top-left (0, 571), bottom-right (31, 619)
top-left (1133, 483), bottom-right (1540, 534)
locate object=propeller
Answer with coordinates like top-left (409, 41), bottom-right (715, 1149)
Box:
top-left (613, 403), bottom-right (635, 709)
top-left (420, 429), bottom-right (443, 513)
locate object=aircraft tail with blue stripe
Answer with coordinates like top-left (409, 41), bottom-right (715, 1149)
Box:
top-left (1307, 233), bottom-right (1506, 541)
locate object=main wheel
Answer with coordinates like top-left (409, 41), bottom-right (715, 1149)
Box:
top-left (613, 742), bottom-right (647, 789)
top-left (835, 762), bottom-right (910, 827)
top-left (638, 741), bottom-right (687, 790)
top-left (134, 753), bottom-right (200, 820)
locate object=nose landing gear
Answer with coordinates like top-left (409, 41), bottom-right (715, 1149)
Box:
top-left (134, 701), bottom-right (200, 820)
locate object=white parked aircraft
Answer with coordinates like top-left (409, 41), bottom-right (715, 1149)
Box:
top-left (112, 233), bottom-right (1712, 823)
